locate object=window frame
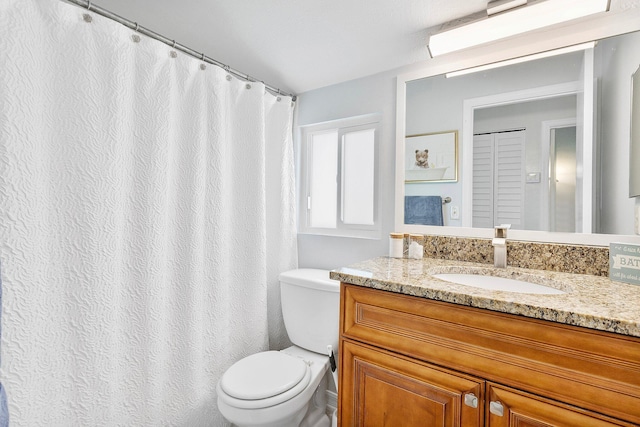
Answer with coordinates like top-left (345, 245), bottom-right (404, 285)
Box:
top-left (298, 113), bottom-right (381, 239)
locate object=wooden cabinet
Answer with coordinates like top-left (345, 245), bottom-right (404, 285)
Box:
top-left (338, 283), bottom-right (640, 427)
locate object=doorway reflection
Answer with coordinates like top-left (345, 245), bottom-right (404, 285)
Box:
top-left (549, 126), bottom-right (577, 232)
top-left (472, 95), bottom-right (578, 232)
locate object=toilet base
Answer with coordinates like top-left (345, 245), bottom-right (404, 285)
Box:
top-left (224, 390), bottom-right (330, 427)
top-left (298, 383), bottom-right (330, 427)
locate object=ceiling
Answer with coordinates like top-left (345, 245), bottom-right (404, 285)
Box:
top-left (96, 0), bottom-right (489, 94)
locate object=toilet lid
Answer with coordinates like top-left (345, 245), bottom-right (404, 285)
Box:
top-left (220, 351), bottom-right (309, 400)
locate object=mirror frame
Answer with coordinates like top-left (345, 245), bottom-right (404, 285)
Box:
top-left (395, 7), bottom-right (640, 246)
top-left (631, 64), bottom-right (640, 198)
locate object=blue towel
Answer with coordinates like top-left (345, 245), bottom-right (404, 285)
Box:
top-left (0, 262), bottom-right (8, 427)
top-left (404, 196), bottom-right (444, 226)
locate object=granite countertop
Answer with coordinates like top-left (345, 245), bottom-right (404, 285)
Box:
top-left (330, 257), bottom-right (640, 338)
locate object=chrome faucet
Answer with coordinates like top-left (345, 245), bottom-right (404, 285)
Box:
top-left (492, 224), bottom-right (511, 268)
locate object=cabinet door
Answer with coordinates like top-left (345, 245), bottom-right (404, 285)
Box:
top-left (486, 384), bottom-right (627, 427)
top-left (340, 340), bottom-right (484, 427)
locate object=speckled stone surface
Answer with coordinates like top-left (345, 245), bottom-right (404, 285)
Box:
top-left (330, 256), bottom-right (640, 338)
top-left (422, 236), bottom-right (609, 276)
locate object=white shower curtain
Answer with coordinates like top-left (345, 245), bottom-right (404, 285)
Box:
top-left (0, 1), bottom-right (297, 425)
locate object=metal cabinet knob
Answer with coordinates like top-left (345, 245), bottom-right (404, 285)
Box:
top-left (490, 400), bottom-right (504, 417)
top-left (464, 393), bottom-right (478, 408)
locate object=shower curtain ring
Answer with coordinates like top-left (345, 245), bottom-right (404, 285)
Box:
top-left (134, 22), bottom-right (139, 32)
top-left (201, 53), bottom-right (205, 61)
top-left (87, 0), bottom-right (92, 10)
top-left (172, 40), bottom-right (176, 48)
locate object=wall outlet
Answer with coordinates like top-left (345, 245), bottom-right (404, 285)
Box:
top-left (450, 205), bottom-right (460, 220)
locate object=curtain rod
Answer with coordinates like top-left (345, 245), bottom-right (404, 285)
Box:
top-left (62, 0), bottom-right (297, 101)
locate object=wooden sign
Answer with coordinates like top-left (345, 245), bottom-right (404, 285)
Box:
top-left (610, 242), bottom-right (640, 285)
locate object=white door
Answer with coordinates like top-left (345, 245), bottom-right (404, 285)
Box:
top-left (473, 130), bottom-right (526, 229)
top-left (472, 134), bottom-right (494, 228)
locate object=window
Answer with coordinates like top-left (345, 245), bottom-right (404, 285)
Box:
top-left (299, 114), bottom-right (380, 239)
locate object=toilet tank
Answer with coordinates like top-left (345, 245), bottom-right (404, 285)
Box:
top-left (279, 269), bottom-right (340, 355)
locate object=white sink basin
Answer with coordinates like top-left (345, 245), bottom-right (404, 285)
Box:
top-left (432, 273), bottom-right (565, 295)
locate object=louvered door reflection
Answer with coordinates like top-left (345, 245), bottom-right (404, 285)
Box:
top-left (472, 130), bottom-right (525, 229)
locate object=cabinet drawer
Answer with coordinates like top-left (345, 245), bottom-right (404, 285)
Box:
top-left (486, 383), bottom-right (628, 426)
top-left (340, 283), bottom-right (640, 425)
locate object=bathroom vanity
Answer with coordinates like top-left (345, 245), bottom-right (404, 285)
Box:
top-left (331, 257), bottom-right (640, 426)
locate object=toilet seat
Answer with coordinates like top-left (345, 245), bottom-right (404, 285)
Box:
top-left (218, 351), bottom-right (311, 409)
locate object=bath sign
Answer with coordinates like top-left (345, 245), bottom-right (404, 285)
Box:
top-left (610, 243), bottom-right (640, 285)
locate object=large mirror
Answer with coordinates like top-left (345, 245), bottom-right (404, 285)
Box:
top-left (396, 15), bottom-right (640, 245)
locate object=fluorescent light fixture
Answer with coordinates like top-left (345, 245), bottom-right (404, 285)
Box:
top-left (487, 0), bottom-right (528, 16)
top-left (445, 41), bottom-right (596, 78)
top-left (428, 0), bottom-right (609, 57)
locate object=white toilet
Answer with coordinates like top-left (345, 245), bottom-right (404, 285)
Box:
top-left (217, 269), bottom-right (340, 427)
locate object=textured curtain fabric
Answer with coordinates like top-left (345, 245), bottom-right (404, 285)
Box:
top-left (0, 0), bottom-right (297, 425)
top-left (0, 263), bottom-right (8, 426)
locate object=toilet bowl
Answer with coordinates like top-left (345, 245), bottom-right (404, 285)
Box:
top-left (217, 346), bottom-right (330, 427)
top-left (216, 269), bottom-right (340, 427)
